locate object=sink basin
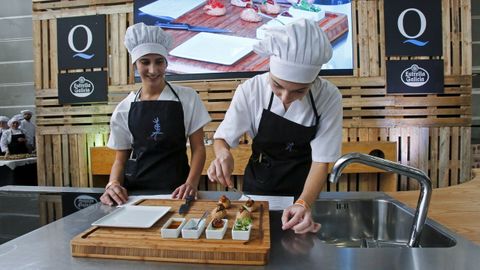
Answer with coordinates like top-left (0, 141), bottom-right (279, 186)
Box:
top-left (313, 198), bottom-right (456, 248)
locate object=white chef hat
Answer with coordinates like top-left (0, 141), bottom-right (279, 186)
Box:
top-left (21, 110), bottom-right (33, 115)
top-left (8, 114), bottom-right (23, 127)
top-left (0, 116), bottom-right (9, 122)
top-left (253, 18), bottom-right (332, 83)
top-left (124, 22), bottom-right (174, 64)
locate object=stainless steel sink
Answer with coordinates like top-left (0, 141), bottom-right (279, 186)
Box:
top-left (313, 197), bottom-right (456, 248)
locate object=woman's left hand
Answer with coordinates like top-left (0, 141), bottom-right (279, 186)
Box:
top-left (281, 204), bottom-right (321, 234)
top-left (172, 182), bottom-right (198, 199)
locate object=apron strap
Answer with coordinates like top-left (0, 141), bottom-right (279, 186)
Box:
top-left (133, 81), bottom-right (181, 103)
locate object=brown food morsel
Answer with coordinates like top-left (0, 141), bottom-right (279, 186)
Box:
top-left (211, 204), bottom-right (227, 219)
top-left (211, 218), bottom-right (225, 229)
top-left (218, 195), bottom-right (231, 208)
top-left (244, 199), bottom-right (256, 212)
top-left (236, 207), bottom-right (251, 219)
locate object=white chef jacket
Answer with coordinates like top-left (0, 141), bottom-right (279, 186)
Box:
top-left (107, 83), bottom-right (211, 150)
top-left (20, 120), bottom-right (36, 147)
top-left (214, 73), bottom-right (343, 163)
top-left (0, 128), bottom-right (25, 153)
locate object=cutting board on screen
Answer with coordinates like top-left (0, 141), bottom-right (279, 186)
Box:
top-left (71, 199), bottom-right (270, 265)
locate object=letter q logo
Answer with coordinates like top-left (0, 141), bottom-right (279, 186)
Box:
top-left (397, 8), bottom-right (429, 47)
top-left (68, 25), bottom-right (95, 60)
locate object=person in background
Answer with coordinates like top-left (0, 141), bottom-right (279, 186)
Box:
top-left (20, 110), bottom-right (36, 153)
top-left (1, 114), bottom-right (29, 156)
top-left (0, 116), bottom-right (9, 155)
top-left (100, 23), bottom-right (211, 206)
top-left (207, 19), bottom-right (342, 234)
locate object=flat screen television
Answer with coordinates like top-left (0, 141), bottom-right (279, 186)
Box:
top-left (134, 0), bottom-right (353, 80)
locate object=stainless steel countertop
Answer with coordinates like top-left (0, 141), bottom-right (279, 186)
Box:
top-left (0, 191), bottom-right (479, 270)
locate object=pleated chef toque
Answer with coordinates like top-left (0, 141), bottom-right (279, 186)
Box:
top-left (253, 18), bottom-right (332, 83)
top-left (7, 114), bottom-right (23, 127)
top-left (124, 22), bottom-right (173, 64)
top-left (0, 116), bottom-right (9, 122)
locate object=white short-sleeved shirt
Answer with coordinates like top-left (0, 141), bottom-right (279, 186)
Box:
top-left (0, 129), bottom-right (25, 152)
top-left (214, 73), bottom-right (343, 163)
top-left (107, 84), bottom-right (211, 150)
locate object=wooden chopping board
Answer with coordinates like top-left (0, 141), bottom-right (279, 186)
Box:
top-left (71, 199), bottom-right (270, 265)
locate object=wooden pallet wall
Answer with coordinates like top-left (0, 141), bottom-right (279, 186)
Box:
top-left (32, 0), bottom-right (472, 191)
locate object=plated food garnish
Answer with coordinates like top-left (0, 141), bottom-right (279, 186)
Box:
top-left (233, 217), bottom-right (252, 231)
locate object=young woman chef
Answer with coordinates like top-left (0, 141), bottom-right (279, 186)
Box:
top-left (101, 23), bottom-right (211, 206)
top-left (207, 19), bottom-right (343, 234)
top-left (1, 114), bottom-right (29, 156)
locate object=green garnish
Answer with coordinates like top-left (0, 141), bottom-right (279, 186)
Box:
top-left (233, 217), bottom-right (252, 231)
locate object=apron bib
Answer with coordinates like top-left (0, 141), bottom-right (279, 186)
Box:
top-left (243, 91), bottom-right (320, 197)
top-left (124, 82), bottom-right (189, 192)
top-left (8, 132), bottom-right (28, 155)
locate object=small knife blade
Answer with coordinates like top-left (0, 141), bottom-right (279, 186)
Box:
top-left (178, 195), bottom-right (194, 215)
top-left (156, 22), bottom-right (231, 33)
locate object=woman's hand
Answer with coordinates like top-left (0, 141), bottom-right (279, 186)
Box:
top-left (207, 148), bottom-right (234, 187)
top-left (172, 182), bottom-right (198, 199)
top-left (281, 204), bottom-right (321, 234)
top-left (100, 183), bottom-right (128, 206)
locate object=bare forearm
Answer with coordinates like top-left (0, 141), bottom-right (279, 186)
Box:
top-left (213, 138), bottom-right (230, 155)
top-left (186, 144), bottom-right (205, 187)
top-left (298, 162), bottom-right (329, 206)
top-left (108, 150), bottom-right (130, 185)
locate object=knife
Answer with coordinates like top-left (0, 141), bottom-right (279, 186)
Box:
top-left (178, 195), bottom-right (194, 215)
top-left (155, 22), bottom-right (232, 33)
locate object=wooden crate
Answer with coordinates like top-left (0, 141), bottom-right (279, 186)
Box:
top-left (71, 199), bottom-right (270, 265)
top-left (32, 0), bottom-right (472, 190)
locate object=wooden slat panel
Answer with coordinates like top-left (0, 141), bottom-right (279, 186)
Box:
top-left (442, 0), bottom-right (451, 75)
top-left (69, 134), bottom-right (80, 187)
top-left (367, 0), bottom-right (379, 77)
top-left (110, 13), bottom-right (120, 85)
top-left (119, 13), bottom-right (128, 85)
top-left (451, 0), bottom-right (460, 75)
top-left (78, 134), bottom-right (89, 187)
top-left (430, 128), bottom-right (439, 188)
top-left (450, 127), bottom-right (460, 185)
top-left (36, 135), bottom-right (46, 185)
top-left (62, 134), bottom-right (70, 186)
top-left (49, 19), bottom-right (58, 89)
top-left (460, 0), bottom-right (472, 75)
top-left (33, 20), bottom-right (42, 90)
top-left (41, 20), bottom-right (49, 89)
top-left (438, 127), bottom-right (450, 188)
top-left (52, 134), bottom-right (63, 186)
top-left (460, 127), bottom-right (471, 183)
top-left (44, 135), bottom-right (53, 186)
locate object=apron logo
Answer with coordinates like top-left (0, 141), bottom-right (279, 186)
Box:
top-left (285, 142), bottom-right (294, 152)
top-left (150, 117), bottom-right (163, 141)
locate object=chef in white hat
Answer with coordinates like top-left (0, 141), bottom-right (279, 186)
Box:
top-left (20, 109), bottom-right (36, 152)
top-left (1, 114), bottom-right (28, 156)
top-left (101, 23), bottom-right (211, 206)
top-left (208, 19), bottom-right (342, 234)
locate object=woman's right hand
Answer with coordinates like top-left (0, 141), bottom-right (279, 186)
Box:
top-left (207, 148), bottom-right (234, 187)
top-left (100, 183), bottom-right (128, 206)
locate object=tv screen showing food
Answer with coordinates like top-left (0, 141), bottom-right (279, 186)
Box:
top-left (134, 0), bottom-right (353, 80)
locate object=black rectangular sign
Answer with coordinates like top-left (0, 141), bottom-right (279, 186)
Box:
top-left (384, 0), bottom-right (442, 56)
top-left (58, 71), bottom-right (108, 104)
top-left (57, 15), bottom-right (106, 69)
top-left (386, 60), bottom-right (444, 94)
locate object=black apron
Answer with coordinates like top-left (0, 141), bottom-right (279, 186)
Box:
top-left (8, 132), bottom-right (28, 155)
top-left (243, 91), bottom-right (320, 198)
top-left (124, 82), bottom-right (189, 192)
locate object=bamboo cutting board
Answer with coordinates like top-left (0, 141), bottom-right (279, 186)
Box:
top-left (71, 199), bottom-right (270, 265)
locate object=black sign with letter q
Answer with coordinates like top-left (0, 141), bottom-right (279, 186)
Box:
top-left (57, 15), bottom-right (106, 69)
top-left (384, 0), bottom-right (442, 56)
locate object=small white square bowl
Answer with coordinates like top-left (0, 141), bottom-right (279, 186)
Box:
top-left (206, 219), bottom-right (228, 240)
top-left (181, 218), bottom-right (207, 239)
top-left (160, 218), bottom-right (186, 238)
top-left (231, 223), bottom-right (252, 241)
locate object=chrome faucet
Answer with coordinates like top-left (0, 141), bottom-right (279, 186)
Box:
top-left (329, 153), bottom-right (432, 247)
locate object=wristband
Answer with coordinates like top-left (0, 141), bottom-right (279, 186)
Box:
top-left (294, 199), bottom-right (310, 210)
top-left (105, 180), bottom-right (120, 190)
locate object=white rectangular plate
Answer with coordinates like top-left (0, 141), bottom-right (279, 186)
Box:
top-left (169, 33), bottom-right (259, 66)
top-left (92, 205), bottom-right (171, 228)
top-left (138, 0), bottom-right (206, 20)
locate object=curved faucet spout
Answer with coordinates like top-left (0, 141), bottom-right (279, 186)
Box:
top-left (329, 153), bottom-right (432, 247)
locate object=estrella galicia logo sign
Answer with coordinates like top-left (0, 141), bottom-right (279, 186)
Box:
top-left (387, 60), bottom-right (443, 94)
top-left (57, 15), bottom-right (106, 69)
top-left (74, 195), bottom-right (98, 210)
top-left (70, 76), bottom-right (94, 97)
top-left (58, 71), bottom-right (107, 104)
top-left (384, 0), bottom-right (442, 56)
top-left (400, 64), bottom-right (429, 87)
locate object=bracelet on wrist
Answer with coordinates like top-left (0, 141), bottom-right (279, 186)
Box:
top-left (294, 199), bottom-right (310, 210)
